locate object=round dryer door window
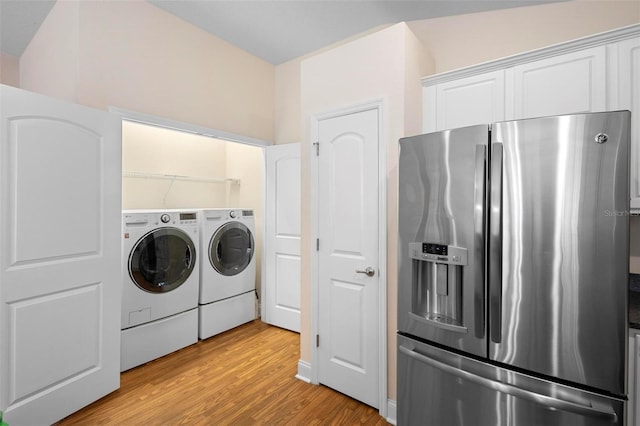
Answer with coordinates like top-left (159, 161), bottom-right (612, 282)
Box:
top-left (129, 227), bottom-right (196, 293)
top-left (209, 222), bottom-right (254, 276)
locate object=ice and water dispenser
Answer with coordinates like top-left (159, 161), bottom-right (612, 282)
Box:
top-left (409, 242), bottom-right (467, 327)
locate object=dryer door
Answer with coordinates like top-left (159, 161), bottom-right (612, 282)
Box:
top-left (209, 222), bottom-right (254, 276)
top-left (129, 227), bottom-right (196, 293)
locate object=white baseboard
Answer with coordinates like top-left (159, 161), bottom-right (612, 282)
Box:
top-left (295, 359), bottom-right (312, 383)
top-left (385, 399), bottom-right (397, 425)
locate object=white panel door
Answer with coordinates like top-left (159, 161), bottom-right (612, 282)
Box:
top-left (435, 70), bottom-right (506, 131)
top-left (317, 108), bottom-right (379, 408)
top-left (511, 46), bottom-right (607, 119)
top-left (264, 143), bottom-right (301, 332)
top-left (0, 85), bottom-right (121, 425)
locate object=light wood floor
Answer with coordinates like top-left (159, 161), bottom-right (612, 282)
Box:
top-left (57, 320), bottom-right (389, 425)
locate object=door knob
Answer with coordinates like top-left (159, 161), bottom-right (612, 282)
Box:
top-left (356, 267), bottom-right (375, 277)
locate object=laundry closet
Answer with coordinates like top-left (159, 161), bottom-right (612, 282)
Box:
top-left (120, 120), bottom-right (264, 369)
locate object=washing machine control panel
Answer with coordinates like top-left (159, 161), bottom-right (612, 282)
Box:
top-left (179, 212), bottom-right (197, 223)
top-left (156, 212), bottom-right (198, 225)
top-left (229, 210), bottom-right (237, 218)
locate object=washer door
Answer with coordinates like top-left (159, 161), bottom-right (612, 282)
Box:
top-left (129, 227), bottom-right (196, 293)
top-left (209, 222), bottom-right (254, 276)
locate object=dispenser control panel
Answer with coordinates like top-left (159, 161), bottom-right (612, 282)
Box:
top-left (409, 242), bottom-right (467, 265)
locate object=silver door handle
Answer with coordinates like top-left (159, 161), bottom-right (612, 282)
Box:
top-left (489, 142), bottom-right (503, 344)
top-left (473, 144), bottom-right (486, 339)
top-left (356, 267), bottom-right (375, 277)
top-left (399, 345), bottom-right (618, 422)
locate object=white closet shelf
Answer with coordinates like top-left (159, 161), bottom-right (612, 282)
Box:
top-left (123, 171), bottom-right (239, 185)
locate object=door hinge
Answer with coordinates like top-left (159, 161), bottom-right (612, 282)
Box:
top-left (316, 334), bottom-right (320, 347)
top-left (316, 238), bottom-right (319, 251)
top-left (313, 141), bottom-right (319, 156)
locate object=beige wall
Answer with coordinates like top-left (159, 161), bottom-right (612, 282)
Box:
top-left (299, 22), bottom-right (434, 400)
top-left (20, 0), bottom-right (275, 142)
top-left (275, 60), bottom-right (301, 145)
top-left (0, 52), bottom-right (19, 87)
top-left (122, 121), bottom-right (228, 210)
top-left (20, 0), bottom-right (79, 101)
top-left (122, 120), bottom-right (264, 292)
top-left (408, 0), bottom-right (640, 74)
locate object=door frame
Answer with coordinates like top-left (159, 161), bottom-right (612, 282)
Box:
top-left (309, 99), bottom-right (387, 416)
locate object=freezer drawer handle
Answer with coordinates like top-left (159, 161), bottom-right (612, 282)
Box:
top-left (399, 345), bottom-right (618, 422)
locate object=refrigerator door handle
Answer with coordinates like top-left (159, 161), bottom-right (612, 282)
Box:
top-left (489, 142), bottom-right (503, 344)
top-left (474, 145), bottom-right (486, 338)
top-left (399, 345), bottom-right (618, 422)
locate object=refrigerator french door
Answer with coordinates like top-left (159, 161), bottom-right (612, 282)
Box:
top-left (397, 111), bottom-right (630, 426)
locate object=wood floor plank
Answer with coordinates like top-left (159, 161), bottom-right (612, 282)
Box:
top-left (56, 320), bottom-right (389, 425)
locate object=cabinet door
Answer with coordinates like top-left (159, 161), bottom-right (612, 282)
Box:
top-left (431, 70), bottom-right (505, 131)
top-left (617, 37), bottom-right (640, 210)
top-left (510, 46), bottom-right (607, 119)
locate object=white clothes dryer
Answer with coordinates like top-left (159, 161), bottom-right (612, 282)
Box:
top-left (198, 208), bottom-right (256, 339)
top-left (121, 209), bottom-right (200, 371)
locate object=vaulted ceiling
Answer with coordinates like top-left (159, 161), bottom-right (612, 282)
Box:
top-left (0, 0), bottom-right (566, 64)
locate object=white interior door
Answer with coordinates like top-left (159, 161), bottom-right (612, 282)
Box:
top-left (264, 143), bottom-right (301, 332)
top-left (0, 85), bottom-right (121, 425)
top-left (317, 108), bottom-right (379, 408)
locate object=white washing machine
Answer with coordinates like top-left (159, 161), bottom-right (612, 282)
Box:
top-left (121, 209), bottom-right (200, 371)
top-left (199, 208), bottom-right (256, 339)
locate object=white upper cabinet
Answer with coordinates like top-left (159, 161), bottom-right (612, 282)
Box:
top-left (509, 46), bottom-right (607, 119)
top-left (615, 37), bottom-right (640, 210)
top-left (422, 24), bottom-right (639, 210)
top-left (422, 25), bottom-right (638, 132)
top-left (423, 70), bottom-right (505, 133)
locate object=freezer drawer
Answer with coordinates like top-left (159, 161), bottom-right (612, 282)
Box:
top-left (398, 334), bottom-right (625, 426)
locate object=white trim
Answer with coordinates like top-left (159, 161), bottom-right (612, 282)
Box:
top-left (386, 399), bottom-right (397, 426)
top-left (309, 98), bottom-right (388, 417)
top-left (108, 107), bottom-right (273, 147)
top-left (261, 149), bottom-right (268, 323)
top-left (421, 24), bottom-right (640, 86)
top-left (258, 146), bottom-right (266, 321)
top-left (295, 359), bottom-right (313, 383)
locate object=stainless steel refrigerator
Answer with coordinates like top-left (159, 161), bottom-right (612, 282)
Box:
top-left (397, 111), bottom-right (630, 426)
